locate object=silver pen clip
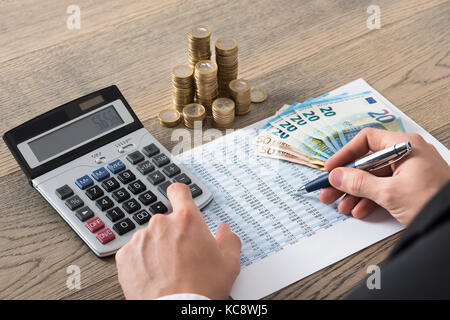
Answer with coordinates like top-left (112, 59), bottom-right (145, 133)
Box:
top-left (367, 141), bottom-right (412, 171)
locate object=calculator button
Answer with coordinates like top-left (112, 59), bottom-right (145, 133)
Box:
top-left (75, 175), bottom-right (94, 190)
top-left (142, 144), bottom-right (160, 157)
top-left (101, 177), bottom-right (120, 192)
top-left (147, 171), bottom-right (166, 185)
top-left (126, 151), bottom-right (145, 164)
top-left (173, 173), bottom-right (192, 185)
top-left (111, 188), bottom-right (130, 203)
top-left (75, 206), bottom-right (95, 222)
top-left (96, 228), bottom-right (115, 244)
top-left (149, 201), bottom-right (168, 214)
top-left (162, 163), bottom-right (181, 177)
top-left (96, 196), bottom-right (115, 211)
top-left (106, 207), bottom-right (125, 222)
top-left (85, 217), bottom-right (105, 233)
top-left (65, 196), bottom-right (84, 211)
top-left (107, 160), bottom-right (126, 174)
top-left (158, 181), bottom-right (173, 198)
top-left (128, 180), bottom-right (147, 195)
top-left (91, 167), bottom-right (110, 181)
top-left (133, 210), bottom-right (151, 225)
top-left (138, 190), bottom-right (157, 205)
top-left (117, 170), bottom-right (136, 184)
top-left (189, 184), bottom-right (203, 198)
top-left (85, 185), bottom-right (104, 200)
top-left (122, 199), bottom-right (141, 214)
top-left (152, 153), bottom-right (170, 167)
top-left (113, 218), bottom-right (136, 235)
top-left (55, 185), bottom-right (74, 200)
top-left (137, 161), bottom-right (155, 175)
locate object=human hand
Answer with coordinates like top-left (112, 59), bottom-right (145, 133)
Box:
top-left (115, 183), bottom-right (241, 300)
top-left (319, 128), bottom-right (450, 226)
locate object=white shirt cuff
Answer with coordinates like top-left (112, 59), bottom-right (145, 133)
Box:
top-left (155, 293), bottom-right (211, 300)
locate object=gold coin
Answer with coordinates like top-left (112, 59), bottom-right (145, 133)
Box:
top-left (172, 65), bottom-right (194, 78)
top-left (159, 109), bottom-right (181, 127)
top-left (250, 88), bottom-right (267, 103)
top-left (183, 103), bottom-right (205, 118)
top-left (229, 79), bottom-right (250, 92)
top-left (188, 25), bottom-right (211, 39)
top-left (215, 37), bottom-right (238, 53)
top-left (195, 60), bottom-right (217, 73)
top-left (213, 97), bottom-right (235, 111)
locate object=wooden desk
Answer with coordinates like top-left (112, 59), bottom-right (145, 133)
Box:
top-left (0, 0), bottom-right (448, 299)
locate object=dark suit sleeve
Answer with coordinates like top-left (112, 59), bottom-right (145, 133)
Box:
top-left (346, 181), bottom-right (450, 299)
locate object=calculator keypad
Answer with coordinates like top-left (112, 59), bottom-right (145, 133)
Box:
top-left (56, 143), bottom-right (203, 248)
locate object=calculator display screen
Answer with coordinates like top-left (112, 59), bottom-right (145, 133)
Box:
top-left (28, 105), bottom-right (124, 162)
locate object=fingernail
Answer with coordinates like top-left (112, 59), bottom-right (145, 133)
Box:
top-left (330, 169), bottom-right (344, 187)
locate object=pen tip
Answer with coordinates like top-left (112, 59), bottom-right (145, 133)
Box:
top-left (297, 185), bottom-right (307, 195)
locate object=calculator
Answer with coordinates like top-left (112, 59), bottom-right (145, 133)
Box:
top-left (3, 86), bottom-right (213, 257)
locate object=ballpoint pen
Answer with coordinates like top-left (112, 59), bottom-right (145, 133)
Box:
top-left (297, 141), bottom-right (412, 194)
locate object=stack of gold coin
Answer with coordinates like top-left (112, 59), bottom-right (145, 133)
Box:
top-left (194, 60), bottom-right (218, 114)
top-left (171, 65), bottom-right (195, 112)
top-left (159, 109), bottom-right (182, 127)
top-left (212, 97), bottom-right (235, 129)
top-left (182, 103), bottom-right (206, 128)
top-left (188, 25), bottom-right (211, 69)
top-left (229, 79), bottom-right (251, 115)
top-left (215, 37), bottom-right (238, 97)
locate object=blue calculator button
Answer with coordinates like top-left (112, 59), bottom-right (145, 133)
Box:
top-left (91, 167), bottom-right (110, 181)
top-left (75, 175), bottom-right (94, 190)
top-left (108, 160), bottom-right (126, 174)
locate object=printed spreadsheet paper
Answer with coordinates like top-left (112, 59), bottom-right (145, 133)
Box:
top-left (176, 79), bottom-right (450, 300)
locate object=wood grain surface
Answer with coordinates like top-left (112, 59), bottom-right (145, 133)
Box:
top-left (0, 0), bottom-right (448, 300)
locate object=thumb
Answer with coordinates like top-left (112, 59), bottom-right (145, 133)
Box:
top-left (215, 223), bottom-right (241, 270)
top-left (329, 167), bottom-right (387, 202)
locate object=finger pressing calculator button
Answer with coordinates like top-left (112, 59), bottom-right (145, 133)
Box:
top-left (189, 184), bottom-right (203, 198)
top-left (173, 173), bottom-right (192, 185)
top-left (65, 196), bottom-right (84, 211)
top-left (113, 218), bottom-right (136, 235)
top-left (117, 169), bottom-right (136, 184)
top-left (112, 188), bottom-right (130, 203)
top-left (91, 167), bottom-right (110, 181)
top-left (158, 181), bottom-right (173, 198)
top-left (149, 201), bottom-right (168, 214)
top-left (133, 210), bottom-right (151, 225)
top-left (75, 175), bottom-right (94, 190)
top-left (75, 206), bottom-right (95, 222)
top-left (126, 151), bottom-right (144, 164)
top-left (107, 160), bottom-right (126, 174)
top-left (96, 228), bottom-right (115, 244)
top-left (147, 171), bottom-right (166, 185)
top-left (128, 180), bottom-right (147, 195)
top-left (96, 196), bottom-right (114, 211)
top-left (142, 144), bottom-right (160, 157)
top-left (85, 217), bottom-right (105, 233)
top-left (101, 177), bottom-right (120, 192)
top-left (85, 185), bottom-right (104, 200)
top-left (137, 161), bottom-right (155, 175)
top-left (55, 185), bottom-right (74, 200)
top-left (122, 199), bottom-right (141, 214)
top-left (162, 163), bottom-right (181, 177)
top-left (152, 153), bottom-right (170, 167)
top-left (106, 207), bottom-right (125, 222)
top-left (138, 190), bottom-right (157, 205)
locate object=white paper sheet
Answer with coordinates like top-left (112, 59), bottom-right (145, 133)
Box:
top-left (176, 79), bottom-right (450, 300)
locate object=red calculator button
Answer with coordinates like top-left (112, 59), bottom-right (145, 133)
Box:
top-left (85, 217), bottom-right (105, 233)
top-left (96, 228), bottom-right (115, 244)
